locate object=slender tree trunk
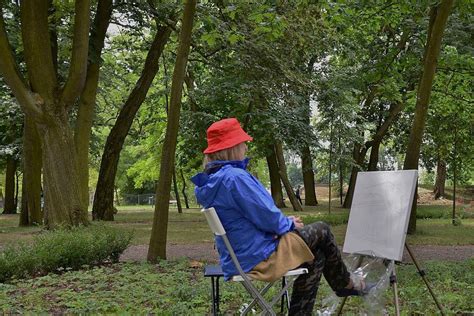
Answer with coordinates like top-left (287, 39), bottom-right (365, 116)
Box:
top-left (328, 123), bottom-right (334, 214)
top-left (266, 145), bottom-right (286, 208)
top-left (368, 141), bottom-right (381, 171)
top-left (3, 156), bottom-right (17, 214)
top-left (20, 181), bottom-right (29, 225)
top-left (403, 0), bottom-right (454, 234)
top-left (19, 116), bottom-right (42, 226)
top-left (148, 0), bottom-right (196, 262)
top-left (180, 169), bottom-right (190, 209)
top-left (433, 157), bottom-right (446, 199)
top-left (451, 124), bottom-right (457, 224)
top-left (301, 146), bottom-right (318, 205)
top-left (275, 142), bottom-right (303, 212)
top-left (339, 135), bottom-right (344, 205)
top-left (14, 170), bottom-right (19, 210)
top-left (172, 167), bottom-right (182, 213)
top-left (92, 24), bottom-right (172, 221)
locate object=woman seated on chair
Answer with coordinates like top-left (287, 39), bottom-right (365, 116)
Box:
top-left (192, 118), bottom-right (369, 315)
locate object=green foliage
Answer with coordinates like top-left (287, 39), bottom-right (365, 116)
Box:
top-left (0, 259), bottom-right (471, 314)
top-left (303, 212), bottom-right (349, 226)
top-left (416, 205), bottom-right (474, 220)
top-left (0, 225), bottom-right (133, 282)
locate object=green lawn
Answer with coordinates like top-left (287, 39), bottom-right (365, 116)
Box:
top-left (1, 204), bottom-right (473, 247)
top-left (1, 259), bottom-right (472, 314)
top-left (0, 204), bottom-right (472, 314)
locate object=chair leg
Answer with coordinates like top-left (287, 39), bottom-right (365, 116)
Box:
top-left (280, 277), bottom-right (286, 313)
top-left (210, 276), bottom-right (221, 315)
top-left (240, 282), bottom-right (275, 315)
top-left (241, 282), bottom-right (275, 315)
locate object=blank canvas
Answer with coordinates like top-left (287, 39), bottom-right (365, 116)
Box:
top-left (342, 170), bottom-right (418, 261)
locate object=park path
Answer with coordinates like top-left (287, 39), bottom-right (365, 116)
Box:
top-left (120, 243), bottom-right (474, 263)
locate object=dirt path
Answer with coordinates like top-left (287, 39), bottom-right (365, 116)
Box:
top-left (120, 243), bottom-right (474, 263)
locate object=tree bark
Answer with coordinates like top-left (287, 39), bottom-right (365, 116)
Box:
top-left (403, 0), bottom-right (454, 234)
top-left (368, 140), bottom-right (381, 171)
top-left (301, 146), bottom-right (318, 205)
top-left (148, 0), bottom-right (196, 262)
top-left (92, 24), bottom-right (172, 221)
top-left (41, 120), bottom-right (88, 228)
top-left (343, 144), bottom-right (367, 209)
top-left (433, 157), bottom-right (446, 199)
top-left (74, 0), bottom-right (113, 210)
top-left (19, 116), bottom-right (42, 226)
top-left (266, 145), bottom-right (286, 208)
top-left (180, 169), bottom-right (190, 209)
top-left (1, 1), bottom-right (91, 228)
top-left (275, 142), bottom-right (303, 212)
top-left (3, 157), bottom-right (17, 214)
top-left (172, 167), bottom-right (182, 213)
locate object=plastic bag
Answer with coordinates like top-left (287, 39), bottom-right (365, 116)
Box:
top-left (316, 253), bottom-right (394, 315)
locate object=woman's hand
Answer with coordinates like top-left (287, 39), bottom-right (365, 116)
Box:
top-left (288, 216), bottom-right (304, 229)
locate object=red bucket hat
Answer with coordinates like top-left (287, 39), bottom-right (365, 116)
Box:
top-left (204, 118), bottom-right (253, 154)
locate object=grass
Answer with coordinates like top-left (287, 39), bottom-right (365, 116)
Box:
top-left (1, 204), bottom-right (473, 248)
top-left (0, 203), bottom-right (472, 314)
top-left (0, 258), bottom-right (471, 314)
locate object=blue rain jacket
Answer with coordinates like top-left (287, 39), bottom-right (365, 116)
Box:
top-left (191, 158), bottom-right (294, 280)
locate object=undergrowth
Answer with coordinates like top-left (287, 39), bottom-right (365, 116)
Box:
top-left (0, 258), bottom-right (471, 314)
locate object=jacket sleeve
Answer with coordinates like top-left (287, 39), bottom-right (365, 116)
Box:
top-left (226, 170), bottom-right (294, 235)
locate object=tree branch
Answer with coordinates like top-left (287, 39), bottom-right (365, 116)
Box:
top-left (20, 0), bottom-right (57, 103)
top-left (61, 0), bottom-right (91, 107)
top-left (0, 7), bottom-right (42, 118)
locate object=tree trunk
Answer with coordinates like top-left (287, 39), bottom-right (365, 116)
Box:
top-left (3, 156), bottom-right (17, 214)
top-left (403, 0), bottom-right (454, 234)
top-left (301, 146), bottom-right (318, 206)
top-left (41, 120), bottom-right (88, 228)
top-left (20, 181), bottom-right (29, 225)
top-left (180, 169), bottom-right (190, 209)
top-left (172, 167), bottom-right (182, 213)
top-left (148, 0), bottom-right (196, 262)
top-left (275, 142), bottom-right (303, 212)
top-left (368, 140), bottom-right (381, 171)
top-left (343, 144), bottom-right (368, 209)
top-left (433, 157), bottom-right (446, 199)
top-left (92, 24), bottom-right (172, 221)
top-left (1, 0), bottom-right (91, 228)
top-left (75, 0), bottom-right (113, 210)
top-left (266, 145), bottom-right (286, 208)
top-left (19, 116), bottom-right (42, 226)
top-left (339, 135), bottom-right (344, 205)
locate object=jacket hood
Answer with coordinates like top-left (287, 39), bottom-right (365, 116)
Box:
top-left (191, 158), bottom-right (250, 207)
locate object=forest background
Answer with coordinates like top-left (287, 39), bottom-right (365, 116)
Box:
top-left (0, 0), bottom-right (472, 314)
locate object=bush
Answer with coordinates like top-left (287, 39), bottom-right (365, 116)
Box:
top-left (303, 212), bottom-right (349, 226)
top-left (0, 224), bottom-right (133, 282)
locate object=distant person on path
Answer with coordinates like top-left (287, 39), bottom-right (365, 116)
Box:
top-left (192, 118), bottom-right (371, 314)
top-left (295, 185), bottom-right (303, 204)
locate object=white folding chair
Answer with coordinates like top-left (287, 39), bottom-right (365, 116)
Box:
top-left (202, 207), bottom-right (308, 315)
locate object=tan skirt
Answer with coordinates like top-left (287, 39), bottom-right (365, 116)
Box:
top-left (248, 232), bottom-right (314, 282)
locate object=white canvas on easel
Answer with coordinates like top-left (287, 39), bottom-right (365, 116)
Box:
top-left (342, 170), bottom-right (418, 261)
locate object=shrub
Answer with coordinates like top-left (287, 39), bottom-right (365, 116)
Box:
top-left (303, 213), bottom-right (349, 226)
top-left (0, 224), bottom-right (133, 282)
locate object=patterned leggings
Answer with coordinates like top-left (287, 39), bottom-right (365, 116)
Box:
top-left (289, 222), bottom-right (350, 315)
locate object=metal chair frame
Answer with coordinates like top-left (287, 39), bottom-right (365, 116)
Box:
top-left (202, 207), bottom-right (308, 315)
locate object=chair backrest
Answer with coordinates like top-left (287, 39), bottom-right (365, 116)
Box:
top-left (201, 207), bottom-right (226, 236)
top-left (201, 207), bottom-right (250, 278)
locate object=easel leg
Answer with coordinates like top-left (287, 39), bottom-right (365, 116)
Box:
top-left (405, 243), bottom-right (445, 316)
top-left (336, 255), bottom-right (364, 315)
top-left (390, 262), bottom-right (401, 316)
